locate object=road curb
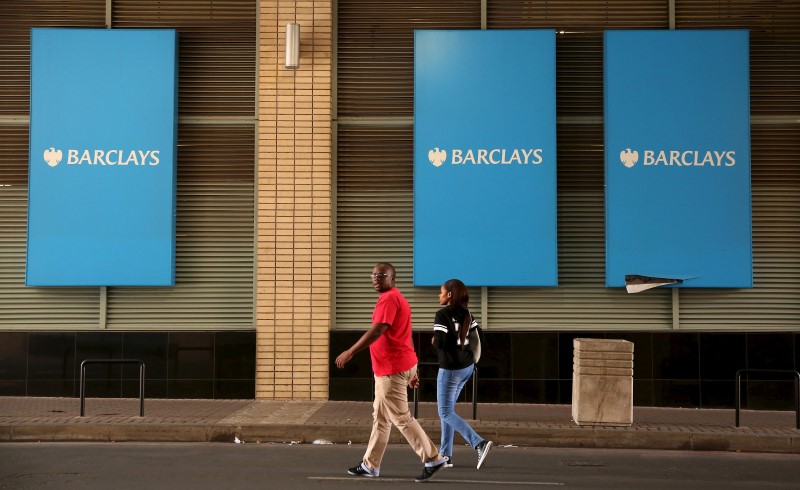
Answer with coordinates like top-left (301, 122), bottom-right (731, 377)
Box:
top-left (4, 424), bottom-right (223, 443)
top-left (2, 422), bottom-right (799, 454)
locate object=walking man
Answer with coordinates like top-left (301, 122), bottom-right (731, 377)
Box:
top-left (335, 262), bottom-right (447, 482)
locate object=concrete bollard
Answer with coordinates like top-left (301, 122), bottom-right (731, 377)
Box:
top-left (572, 338), bottom-right (634, 427)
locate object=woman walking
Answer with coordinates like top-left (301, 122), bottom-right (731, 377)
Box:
top-left (431, 278), bottom-right (493, 469)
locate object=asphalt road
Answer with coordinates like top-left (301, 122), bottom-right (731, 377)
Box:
top-left (1, 442), bottom-right (799, 489)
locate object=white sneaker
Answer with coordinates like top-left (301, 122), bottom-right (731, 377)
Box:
top-left (476, 440), bottom-right (493, 469)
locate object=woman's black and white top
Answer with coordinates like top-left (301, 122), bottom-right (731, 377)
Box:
top-left (432, 305), bottom-right (480, 370)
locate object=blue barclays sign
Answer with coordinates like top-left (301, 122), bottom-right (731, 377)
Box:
top-left (414, 30), bottom-right (558, 286)
top-left (27, 28), bottom-right (178, 286)
top-left (604, 30), bottom-right (752, 288)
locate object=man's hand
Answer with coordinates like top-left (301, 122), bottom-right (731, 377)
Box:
top-left (334, 323), bottom-right (388, 369)
top-left (335, 349), bottom-right (353, 368)
top-left (408, 372), bottom-right (420, 389)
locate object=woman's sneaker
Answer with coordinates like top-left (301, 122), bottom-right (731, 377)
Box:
top-left (443, 455), bottom-right (454, 468)
top-left (348, 462), bottom-right (379, 477)
top-left (476, 440), bottom-right (493, 469)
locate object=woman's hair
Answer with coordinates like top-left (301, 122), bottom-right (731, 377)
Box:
top-left (443, 279), bottom-right (471, 349)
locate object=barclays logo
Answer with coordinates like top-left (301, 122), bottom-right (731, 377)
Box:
top-left (43, 147), bottom-right (63, 167)
top-left (620, 148), bottom-right (638, 168)
top-left (619, 148), bottom-right (736, 168)
top-left (428, 147), bottom-right (544, 167)
top-left (41, 147), bottom-right (161, 167)
top-left (428, 147), bottom-right (447, 167)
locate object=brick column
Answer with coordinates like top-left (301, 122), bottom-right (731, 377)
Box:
top-left (256, 1), bottom-right (332, 399)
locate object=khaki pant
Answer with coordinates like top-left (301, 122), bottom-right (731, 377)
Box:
top-left (363, 365), bottom-right (441, 470)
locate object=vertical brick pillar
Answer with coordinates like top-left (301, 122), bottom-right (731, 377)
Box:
top-left (256, 1), bottom-right (332, 399)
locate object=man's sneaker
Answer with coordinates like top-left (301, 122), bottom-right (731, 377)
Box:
top-left (348, 462), bottom-right (379, 477)
top-left (414, 458), bottom-right (446, 482)
top-left (476, 440), bottom-right (493, 469)
top-left (443, 455), bottom-right (454, 468)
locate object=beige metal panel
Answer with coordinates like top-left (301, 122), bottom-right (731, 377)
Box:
top-left (489, 286), bottom-right (673, 330)
top-left (337, 0), bottom-right (481, 118)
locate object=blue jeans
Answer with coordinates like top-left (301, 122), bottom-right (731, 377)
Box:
top-left (437, 364), bottom-right (483, 457)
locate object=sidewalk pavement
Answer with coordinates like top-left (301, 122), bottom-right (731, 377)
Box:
top-left (1, 397), bottom-right (799, 454)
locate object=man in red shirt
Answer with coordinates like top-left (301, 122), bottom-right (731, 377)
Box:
top-left (335, 262), bottom-right (447, 482)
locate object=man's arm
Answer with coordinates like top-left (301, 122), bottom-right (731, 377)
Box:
top-left (335, 322), bottom-right (389, 368)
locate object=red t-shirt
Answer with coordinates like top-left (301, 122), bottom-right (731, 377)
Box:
top-left (369, 287), bottom-right (418, 376)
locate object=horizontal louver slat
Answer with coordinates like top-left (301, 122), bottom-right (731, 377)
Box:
top-left (489, 286), bottom-right (672, 330)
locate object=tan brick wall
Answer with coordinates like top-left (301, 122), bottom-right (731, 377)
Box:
top-left (256, 0), bottom-right (332, 400)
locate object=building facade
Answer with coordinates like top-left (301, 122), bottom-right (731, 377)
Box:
top-left (0, 1), bottom-right (798, 409)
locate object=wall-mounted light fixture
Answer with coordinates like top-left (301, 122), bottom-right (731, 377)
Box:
top-left (285, 23), bottom-right (300, 69)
